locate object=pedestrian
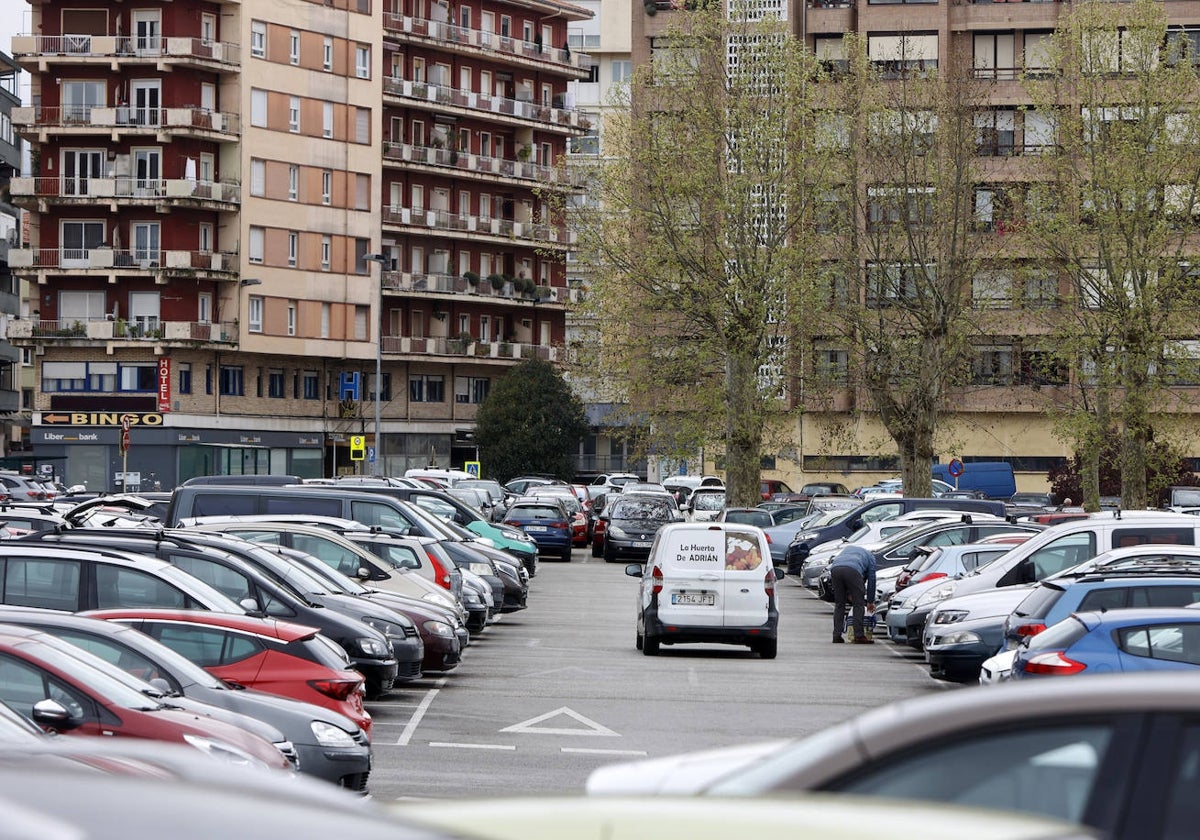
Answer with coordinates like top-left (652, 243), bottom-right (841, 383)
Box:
top-left (829, 543), bottom-right (876, 644)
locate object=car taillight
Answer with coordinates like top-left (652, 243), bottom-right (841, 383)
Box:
top-left (550, 521), bottom-right (569, 530)
top-left (1021, 651), bottom-right (1086, 675)
top-left (426, 551), bottom-right (452, 589)
top-left (896, 573), bottom-right (911, 589)
top-left (764, 565), bottom-right (775, 594)
top-left (916, 572), bottom-right (947, 584)
top-left (1015, 622), bottom-right (1047, 638)
top-left (309, 677), bottom-right (364, 700)
top-left (651, 566), bottom-right (663, 595)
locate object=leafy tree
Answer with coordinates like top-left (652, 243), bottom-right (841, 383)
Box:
top-left (474, 358), bottom-right (589, 483)
top-left (1049, 435), bottom-right (1199, 506)
top-left (1022, 0), bottom-right (1200, 509)
top-left (564, 7), bottom-right (836, 507)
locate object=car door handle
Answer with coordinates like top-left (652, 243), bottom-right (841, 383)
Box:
top-left (698, 573), bottom-right (721, 581)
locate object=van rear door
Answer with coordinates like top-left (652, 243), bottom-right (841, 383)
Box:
top-left (657, 525), bottom-right (725, 628)
top-left (721, 528), bottom-right (770, 628)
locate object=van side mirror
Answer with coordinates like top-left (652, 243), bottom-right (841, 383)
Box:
top-left (624, 563), bottom-right (644, 578)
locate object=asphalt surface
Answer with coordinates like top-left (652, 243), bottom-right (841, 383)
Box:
top-left (364, 549), bottom-right (947, 799)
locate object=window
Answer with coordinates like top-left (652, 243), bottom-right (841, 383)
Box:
top-left (289, 96), bottom-right (301, 132)
top-left (250, 21), bottom-right (266, 58)
top-left (868, 33), bottom-right (938, 78)
top-left (866, 263), bottom-right (930, 307)
top-left (287, 303), bottom-right (296, 336)
top-left (355, 45), bottom-right (370, 78)
top-left (354, 306), bottom-right (368, 341)
top-left (321, 303), bottom-right (330, 338)
top-left (61, 220), bottom-right (104, 264)
top-left (251, 89), bottom-right (267, 127)
top-left (3, 558), bottom-right (82, 611)
top-left (355, 174), bottom-right (369, 210)
top-left (95, 566), bottom-right (189, 609)
top-left (975, 110), bottom-right (1016, 156)
top-left (1119, 623), bottom-right (1200, 665)
top-left (1023, 268), bottom-right (1058, 308)
top-left (815, 346), bottom-right (850, 384)
top-left (973, 32), bottom-right (1016, 80)
top-left (355, 108), bottom-right (370, 144)
top-left (612, 60), bottom-right (633, 83)
top-left (868, 186), bottom-right (934, 229)
top-left (219, 366), bottom-right (244, 396)
top-left (972, 270), bottom-right (1014, 308)
top-left (41, 361), bottom-right (115, 392)
top-left (289, 30), bottom-right (300, 65)
top-left (249, 227), bottom-right (264, 263)
top-left (972, 345), bottom-right (1014, 385)
top-left (250, 159), bottom-right (265, 196)
top-left (287, 231), bottom-right (298, 267)
top-left (321, 236), bottom-right (331, 270)
top-left (288, 165), bottom-right (298, 201)
top-left (410, 374), bottom-right (445, 403)
top-left (453, 377), bottom-right (491, 404)
top-left (323, 37), bottom-right (333, 71)
top-left (323, 102), bottom-right (334, 138)
top-left (303, 371), bottom-right (320, 399)
top-left (1024, 32), bottom-right (1054, 75)
top-left (268, 368), bottom-right (285, 398)
top-left (319, 170), bottom-right (333, 205)
top-left (179, 362), bottom-right (192, 394)
top-left (569, 114), bottom-right (599, 155)
top-left (974, 186), bottom-right (1013, 231)
top-left (248, 296), bottom-right (264, 332)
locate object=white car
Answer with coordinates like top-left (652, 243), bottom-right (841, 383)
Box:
top-left (687, 487), bottom-right (727, 522)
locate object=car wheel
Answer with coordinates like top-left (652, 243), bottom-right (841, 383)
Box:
top-left (755, 639), bottom-right (778, 660)
top-left (560, 545), bottom-right (573, 562)
top-left (603, 541), bottom-right (615, 563)
top-left (591, 539), bottom-right (603, 558)
top-left (636, 631), bottom-right (643, 651)
top-left (642, 634), bottom-right (660, 656)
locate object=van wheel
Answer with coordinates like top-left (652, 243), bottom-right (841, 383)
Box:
top-left (636, 631), bottom-right (643, 651)
top-left (591, 540), bottom-right (603, 558)
top-left (560, 545), bottom-right (573, 562)
top-left (755, 639), bottom-right (778, 660)
top-left (642, 634), bottom-right (660, 656)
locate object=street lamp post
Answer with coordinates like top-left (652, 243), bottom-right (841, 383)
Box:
top-left (363, 254), bottom-right (388, 477)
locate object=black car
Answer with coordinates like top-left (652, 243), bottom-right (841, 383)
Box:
top-left (601, 493), bottom-right (679, 563)
top-left (0, 607), bottom-right (372, 789)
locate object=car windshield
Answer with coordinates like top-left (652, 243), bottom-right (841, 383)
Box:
top-left (612, 499), bottom-right (673, 520)
top-left (692, 493), bottom-right (725, 511)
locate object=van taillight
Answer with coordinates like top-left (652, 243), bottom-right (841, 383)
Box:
top-left (651, 566), bottom-right (663, 595)
top-left (764, 566), bottom-right (775, 594)
top-left (426, 551), bottom-right (452, 589)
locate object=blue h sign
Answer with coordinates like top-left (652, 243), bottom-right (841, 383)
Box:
top-left (339, 372), bottom-right (361, 402)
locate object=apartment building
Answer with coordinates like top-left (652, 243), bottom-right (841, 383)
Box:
top-left (8, 0), bottom-right (589, 490)
top-left (0, 54), bottom-right (23, 459)
top-left (632, 0), bottom-right (1200, 492)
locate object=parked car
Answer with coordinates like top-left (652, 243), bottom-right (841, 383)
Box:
top-left (798, 482), bottom-right (851, 497)
top-left (601, 493), bottom-right (680, 562)
top-left (1012, 608), bottom-right (1200, 678)
top-left (525, 487), bottom-right (590, 546)
top-left (759, 480), bottom-right (794, 501)
top-left (584, 671), bottom-right (1200, 840)
top-left (502, 499), bottom-right (574, 562)
top-left (0, 472), bottom-right (52, 502)
top-left (0, 607), bottom-right (372, 789)
top-left (687, 487), bottom-right (727, 522)
top-left (1010, 492), bottom-right (1055, 508)
top-left (718, 508), bottom-right (775, 529)
top-left (626, 522), bottom-right (781, 658)
top-left (0, 625), bottom-right (292, 771)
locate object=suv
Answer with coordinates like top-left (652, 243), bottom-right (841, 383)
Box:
top-left (626, 522), bottom-right (782, 658)
top-left (0, 473), bottom-right (48, 502)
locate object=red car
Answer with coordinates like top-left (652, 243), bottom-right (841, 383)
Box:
top-left (0, 626), bottom-right (291, 770)
top-left (85, 610), bottom-right (373, 739)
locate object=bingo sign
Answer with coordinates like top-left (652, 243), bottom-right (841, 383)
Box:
top-left (157, 357), bottom-right (172, 412)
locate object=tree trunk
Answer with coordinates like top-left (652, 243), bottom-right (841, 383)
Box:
top-left (724, 349), bottom-right (764, 507)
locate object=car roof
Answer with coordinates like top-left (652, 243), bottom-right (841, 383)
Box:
top-left (82, 608), bottom-right (321, 641)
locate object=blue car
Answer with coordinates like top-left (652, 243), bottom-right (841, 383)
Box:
top-left (503, 499), bottom-right (573, 562)
top-left (1012, 607), bottom-right (1200, 678)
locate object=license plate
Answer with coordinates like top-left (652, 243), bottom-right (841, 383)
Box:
top-left (633, 541), bottom-right (653, 548)
top-left (672, 592), bottom-right (715, 606)
top-left (525, 525), bottom-right (547, 532)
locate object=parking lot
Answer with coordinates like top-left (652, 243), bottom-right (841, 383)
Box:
top-left (363, 549), bottom-right (944, 799)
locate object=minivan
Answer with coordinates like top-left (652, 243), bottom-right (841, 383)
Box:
top-left (784, 497), bottom-right (1008, 574)
top-left (625, 522), bottom-right (782, 659)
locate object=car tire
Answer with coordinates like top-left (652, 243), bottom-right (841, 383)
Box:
top-left (755, 639), bottom-right (778, 660)
top-left (636, 631), bottom-right (643, 651)
top-left (642, 634), bottom-right (660, 656)
top-left (603, 541), bottom-right (615, 563)
top-left (591, 540), bottom-right (603, 558)
top-left (560, 545), bottom-right (572, 562)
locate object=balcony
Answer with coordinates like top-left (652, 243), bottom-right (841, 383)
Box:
top-left (10, 177), bottom-right (241, 211)
top-left (6, 317), bottom-right (237, 346)
top-left (382, 14), bottom-right (591, 78)
top-left (8, 248), bottom-right (240, 283)
top-left (381, 269), bottom-right (580, 305)
top-left (949, 0), bottom-right (1065, 30)
top-left (382, 77), bottom-right (583, 133)
top-left (11, 35), bottom-right (240, 71)
top-left (381, 335), bottom-right (559, 362)
top-left (381, 206), bottom-right (576, 249)
top-left (381, 141), bottom-right (587, 189)
top-left (13, 106), bottom-right (240, 143)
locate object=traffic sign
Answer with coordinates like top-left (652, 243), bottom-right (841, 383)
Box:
top-left (121, 415), bottom-right (132, 433)
top-left (465, 460), bottom-right (481, 478)
top-left (948, 458), bottom-right (965, 478)
top-left (349, 435), bottom-right (366, 461)
top-left (368, 446), bottom-right (376, 464)
top-left (119, 430), bottom-right (131, 454)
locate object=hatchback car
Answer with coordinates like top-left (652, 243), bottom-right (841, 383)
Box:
top-left (1012, 608), bottom-right (1200, 678)
top-left (602, 493), bottom-right (680, 562)
top-left (719, 508), bottom-right (775, 529)
top-left (687, 488), bottom-right (727, 522)
top-left (503, 500), bottom-right (574, 562)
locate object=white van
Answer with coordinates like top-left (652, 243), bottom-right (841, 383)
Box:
top-left (626, 522), bottom-right (781, 659)
top-left (404, 468), bottom-right (475, 488)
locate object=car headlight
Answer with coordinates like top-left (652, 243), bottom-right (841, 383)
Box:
top-left (422, 619), bottom-right (455, 638)
top-left (182, 734), bottom-right (267, 768)
top-left (351, 636), bottom-right (390, 657)
top-left (310, 721), bottom-right (357, 748)
top-left (498, 526), bottom-right (530, 542)
top-left (933, 610), bottom-right (970, 625)
top-left (791, 531), bottom-right (819, 544)
top-left (936, 630), bottom-right (982, 645)
top-left (468, 562), bottom-right (493, 576)
top-left (915, 582), bottom-right (958, 608)
top-left (890, 597), bottom-right (907, 610)
top-left (607, 525), bottom-right (628, 539)
top-left (362, 618), bottom-right (402, 639)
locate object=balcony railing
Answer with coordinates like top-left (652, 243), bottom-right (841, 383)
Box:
top-left (13, 105), bottom-right (240, 137)
top-left (11, 34), bottom-right (240, 67)
top-left (8, 248), bottom-right (239, 274)
top-left (381, 141), bottom-right (586, 187)
top-left (381, 335), bottom-right (558, 361)
top-left (7, 317), bottom-right (236, 343)
top-left (382, 76), bottom-right (582, 130)
top-left (11, 176), bottom-right (241, 205)
top-left (382, 270), bottom-right (581, 304)
top-left (381, 14), bottom-right (589, 72)
top-left (381, 206), bottom-right (575, 246)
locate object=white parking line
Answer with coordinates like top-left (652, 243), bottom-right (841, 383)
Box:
top-left (396, 677), bottom-right (447, 746)
top-left (560, 748), bottom-right (648, 756)
top-left (430, 742), bottom-right (516, 751)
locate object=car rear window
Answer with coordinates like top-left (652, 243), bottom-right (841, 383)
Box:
top-left (514, 505), bottom-right (562, 519)
top-left (613, 500), bottom-right (673, 519)
top-left (1014, 582), bottom-right (1066, 619)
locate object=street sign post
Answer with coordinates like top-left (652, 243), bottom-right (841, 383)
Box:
top-left (119, 415), bottom-right (132, 492)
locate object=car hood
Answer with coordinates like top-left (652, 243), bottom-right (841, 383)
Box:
top-left (934, 586), bottom-right (1036, 620)
top-left (586, 739), bottom-right (790, 795)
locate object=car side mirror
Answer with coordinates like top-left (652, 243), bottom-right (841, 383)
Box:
top-left (774, 568), bottom-right (786, 580)
top-left (357, 566), bottom-right (372, 580)
top-left (624, 563), bottom-right (644, 578)
top-left (32, 698), bottom-right (82, 730)
top-left (148, 678), bottom-right (172, 695)
top-left (239, 597), bottom-right (265, 617)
